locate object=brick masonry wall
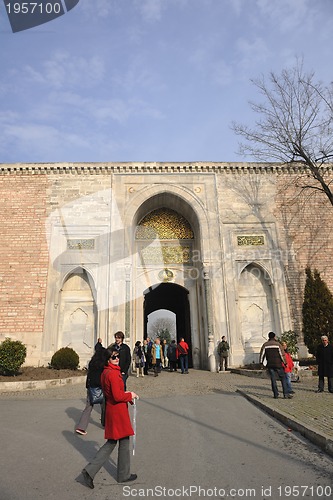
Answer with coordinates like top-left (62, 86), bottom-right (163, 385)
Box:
top-left (274, 171), bottom-right (333, 335)
top-left (0, 173), bottom-right (49, 355)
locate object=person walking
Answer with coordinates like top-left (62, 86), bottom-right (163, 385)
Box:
top-left (81, 346), bottom-right (139, 489)
top-left (315, 335), bottom-right (333, 393)
top-left (147, 337), bottom-right (153, 371)
top-left (162, 339), bottom-right (169, 369)
top-left (151, 338), bottom-right (164, 377)
top-left (177, 337), bottom-right (189, 374)
top-left (133, 340), bottom-right (145, 378)
top-left (110, 331), bottom-right (131, 390)
top-left (259, 332), bottom-right (291, 399)
top-left (94, 338), bottom-right (104, 352)
top-left (75, 348), bottom-right (107, 436)
top-left (281, 341), bottom-right (295, 395)
top-left (167, 339), bottom-right (178, 372)
top-left (217, 336), bottom-right (229, 372)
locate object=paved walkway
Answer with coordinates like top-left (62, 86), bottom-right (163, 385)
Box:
top-left (0, 369), bottom-right (332, 457)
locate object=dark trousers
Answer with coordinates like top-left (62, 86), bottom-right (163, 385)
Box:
top-left (179, 354), bottom-right (188, 373)
top-left (169, 360), bottom-right (177, 371)
top-left (318, 376), bottom-right (333, 392)
top-left (268, 367), bottom-right (288, 397)
top-left (85, 436), bottom-right (130, 483)
top-left (122, 373), bottom-right (128, 391)
top-left (153, 359), bottom-right (161, 376)
top-left (219, 355), bottom-right (228, 371)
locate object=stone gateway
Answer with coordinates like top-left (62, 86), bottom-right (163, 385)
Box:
top-left (0, 162), bottom-right (332, 370)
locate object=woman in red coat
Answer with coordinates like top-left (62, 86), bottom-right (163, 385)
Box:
top-left (81, 346), bottom-right (139, 489)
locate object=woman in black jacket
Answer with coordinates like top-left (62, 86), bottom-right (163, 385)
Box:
top-left (75, 348), bottom-right (107, 435)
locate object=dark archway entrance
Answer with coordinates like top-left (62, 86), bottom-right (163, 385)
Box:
top-left (143, 283), bottom-right (192, 367)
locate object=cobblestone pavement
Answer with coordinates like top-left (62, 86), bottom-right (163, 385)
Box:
top-left (1, 368), bottom-right (332, 456)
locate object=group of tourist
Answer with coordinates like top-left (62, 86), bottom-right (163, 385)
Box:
top-left (133, 336), bottom-right (190, 376)
top-left (259, 332), bottom-right (333, 399)
top-left (75, 329), bottom-right (333, 490)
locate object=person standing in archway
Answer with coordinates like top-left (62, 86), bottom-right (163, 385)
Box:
top-left (217, 336), bottom-right (229, 372)
top-left (177, 337), bottom-right (189, 374)
top-left (151, 337), bottom-right (164, 377)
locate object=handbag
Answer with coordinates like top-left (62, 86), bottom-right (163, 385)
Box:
top-left (88, 386), bottom-right (104, 405)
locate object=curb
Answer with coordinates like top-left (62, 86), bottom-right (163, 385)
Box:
top-left (237, 389), bottom-right (333, 458)
top-left (0, 376), bottom-right (86, 393)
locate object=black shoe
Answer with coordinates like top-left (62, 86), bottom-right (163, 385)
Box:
top-left (284, 394), bottom-right (293, 399)
top-left (82, 469), bottom-right (94, 489)
top-left (118, 474), bottom-right (137, 483)
top-left (316, 389), bottom-right (323, 393)
top-left (289, 391), bottom-right (295, 394)
top-left (273, 395), bottom-right (279, 399)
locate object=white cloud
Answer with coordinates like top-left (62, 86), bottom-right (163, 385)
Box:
top-left (135, 0), bottom-right (165, 22)
top-left (79, 0), bottom-right (118, 18)
top-left (23, 52), bottom-right (105, 89)
top-left (236, 37), bottom-right (270, 71)
top-left (256, 0), bottom-right (314, 33)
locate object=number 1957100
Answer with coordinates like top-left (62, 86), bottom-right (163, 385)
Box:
top-left (6, 3), bottom-right (62, 14)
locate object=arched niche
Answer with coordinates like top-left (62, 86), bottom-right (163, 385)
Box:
top-left (238, 263), bottom-right (277, 363)
top-left (58, 267), bottom-right (97, 367)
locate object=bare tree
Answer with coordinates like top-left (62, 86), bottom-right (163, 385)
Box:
top-left (232, 59), bottom-right (333, 206)
top-left (148, 317), bottom-right (176, 340)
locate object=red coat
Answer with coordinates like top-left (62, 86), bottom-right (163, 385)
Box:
top-left (283, 352), bottom-right (294, 373)
top-left (101, 364), bottom-right (134, 441)
top-left (176, 340), bottom-right (189, 358)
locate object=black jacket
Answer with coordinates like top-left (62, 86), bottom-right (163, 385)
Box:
top-left (316, 343), bottom-right (333, 377)
top-left (118, 343), bottom-right (131, 374)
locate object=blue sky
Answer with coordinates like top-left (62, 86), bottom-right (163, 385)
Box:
top-left (1, 0), bottom-right (332, 163)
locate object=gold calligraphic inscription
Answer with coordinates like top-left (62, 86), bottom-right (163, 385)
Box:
top-left (140, 245), bottom-right (191, 264)
top-left (136, 208), bottom-right (194, 240)
top-left (67, 239), bottom-right (95, 250)
top-left (237, 235), bottom-right (265, 246)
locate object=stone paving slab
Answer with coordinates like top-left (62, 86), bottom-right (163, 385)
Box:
top-left (0, 369), bottom-right (332, 457)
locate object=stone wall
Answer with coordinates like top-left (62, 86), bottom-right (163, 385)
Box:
top-left (274, 171), bottom-right (333, 337)
top-left (0, 172), bottom-right (49, 363)
top-left (0, 162), bottom-right (332, 366)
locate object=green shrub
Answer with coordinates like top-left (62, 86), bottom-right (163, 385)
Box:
top-left (0, 338), bottom-right (27, 375)
top-left (50, 347), bottom-right (79, 370)
top-left (276, 330), bottom-right (299, 358)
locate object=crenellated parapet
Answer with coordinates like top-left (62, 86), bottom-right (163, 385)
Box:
top-left (1, 161), bottom-right (332, 175)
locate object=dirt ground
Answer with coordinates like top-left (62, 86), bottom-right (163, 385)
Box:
top-left (0, 366), bottom-right (86, 382)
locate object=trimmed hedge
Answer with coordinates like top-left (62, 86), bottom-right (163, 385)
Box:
top-left (0, 338), bottom-right (27, 375)
top-left (50, 347), bottom-right (79, 370)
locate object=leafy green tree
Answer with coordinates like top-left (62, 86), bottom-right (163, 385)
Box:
top-left (302, 267), bottom-right (333, 355)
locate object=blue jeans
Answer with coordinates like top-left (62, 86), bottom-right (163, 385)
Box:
top-left (268, 368), bottom-right (288, 397)
top-left (285, 372), bottom-right (293, 393)
top-left (179, 355), bottom-right (188, 373)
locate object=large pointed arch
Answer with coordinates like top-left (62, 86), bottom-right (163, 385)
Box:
top-left (143, 283), bottom-right (192, 367)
